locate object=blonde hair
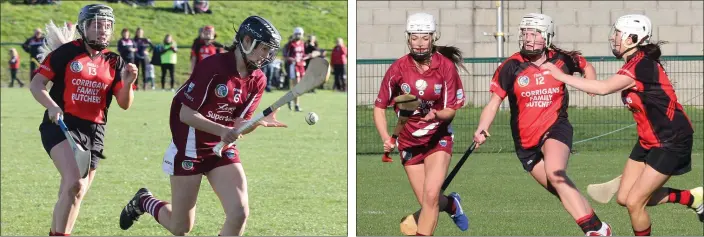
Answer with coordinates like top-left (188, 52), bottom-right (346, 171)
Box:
top-left (9, 48), bottom-right (18, 57)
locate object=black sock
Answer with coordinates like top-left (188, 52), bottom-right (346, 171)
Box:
top-left (576, 210), bottom-right (602, 233)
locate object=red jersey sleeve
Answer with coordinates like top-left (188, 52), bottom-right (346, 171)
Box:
top-left (374, 63), bottom-right (401, 109)
top-left (489, 60), bottom-right (516, 99)
top-left (440, 66), bottom-right (465, 110)
top-left (37, 51), bottom-right (58, 80)
top-left (175, 63), bottom-right (216, 111)
top-left (110, 55), bottom-right (126, 94)
top-left (241, 75), bottom-right (266, 120)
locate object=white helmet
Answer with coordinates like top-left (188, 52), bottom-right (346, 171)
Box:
top-left (518, 13), bottom-right (555, 56)
top-left (405, 12), bottom-right (438, 62)
top-left (293, 26), bottom-right (304, 35)
top-left (610, 14), bottom-right (652, 57)
top-left (293, 26), bottom-right (304, 40)
top-left (406, 12), bottom-right (436, 34)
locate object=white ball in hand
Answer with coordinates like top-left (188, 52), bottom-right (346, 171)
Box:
top-left (305, 112), bottom-right (319, 125)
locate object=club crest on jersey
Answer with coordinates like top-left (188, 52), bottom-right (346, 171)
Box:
top-left (186, 82), bottom-right (195, 93)
top-left (401, 83), bottom-right (411, 94)
top-left (181, 160), bottom-right (194, 171)
top-left (518, 75), bottom-right (530, 87)
top-left (70, 61), bottom-right (83, 73)
top-left (224, 148), bottom-right (236, 159)
top-left (434, 84), bottom-right (442, 95)
top-left (215, 84), bottom-right (228, 98)
top-left (439, 140), bottom-right (447, 147)
top-left (456, 89), bottom-right (464, 100)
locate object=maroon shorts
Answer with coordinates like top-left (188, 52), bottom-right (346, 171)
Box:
top-left (162, 142), bottom-right (241, 176)
top-left (295, 65), bottom-right (306, 78)
top-left (398, 135), bottom-right (454, 166)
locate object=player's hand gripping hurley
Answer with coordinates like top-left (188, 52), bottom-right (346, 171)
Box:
top-left (212, 57), bottom-right (330, 157)
top-left (57, 118), bottom-right (92, 179)
top-left (382, 94), bottom-right (421, 162)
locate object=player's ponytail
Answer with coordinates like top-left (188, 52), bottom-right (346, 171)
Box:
top-left (549, 44), bottom-right (584, 75)
top-left (435, 45), bottom-right (469, 74)
top-left (637, 40), bottom-right (666, 63)
top-left (37, 20), bottom-right (77, 63)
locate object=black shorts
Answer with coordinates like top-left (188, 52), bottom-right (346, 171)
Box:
top-left (39, 113), bottom-right (106, 169)
top-left (629, 135), bottom-right (693, 176)
top-left (515, 118), bottom-right (573, 172)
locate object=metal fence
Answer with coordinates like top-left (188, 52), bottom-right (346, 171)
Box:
top-left (356, 55), bottom-right (704, 154)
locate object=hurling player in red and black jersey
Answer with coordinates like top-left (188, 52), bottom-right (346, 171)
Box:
top-left (118, 16), bottom-right (285, 236)
top-left (541, 14), bottom-right (702, 236)
top-left (28, 4), bottom-right (138, 236)
top-left (374, 13), bottom-right (469, 236)
top-left (474, 13), bottom-right (613, 236)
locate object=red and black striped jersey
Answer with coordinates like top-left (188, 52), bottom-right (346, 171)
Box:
top-left (618, 51), bottom-right (694, 150)
top-left (490, 50), bottom-right (587, 149)
top-left (36, 39), bottom-right (126, 124)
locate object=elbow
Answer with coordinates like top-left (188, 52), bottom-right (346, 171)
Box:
top-left (118, 101), bottom-right (131, 110)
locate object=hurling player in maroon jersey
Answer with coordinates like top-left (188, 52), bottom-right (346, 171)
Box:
top-left (118, 16), bottom-right (285, 236)
top-left (541, 14), bottom-right (702, 235)
top-left (474, 13), bottom-right (613, 236)
top-left (29, 5), bottom-right (138, 236)
top-left (374, 13), bottom-right (469, 236)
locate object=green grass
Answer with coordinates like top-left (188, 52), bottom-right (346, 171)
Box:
top-left (0, 0), bottom-right (347, 87)
top-left (356, 106), bottom-right (704, 154)
top-left (356, 152), bottom-right (704, 236)
top-left (0, 88), bottom-right (347, 236)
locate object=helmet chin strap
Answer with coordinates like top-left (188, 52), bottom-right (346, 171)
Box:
top-left (238, 40), bottom-right (263, 73)
top-left (612, 41), bottom-right (638, 59)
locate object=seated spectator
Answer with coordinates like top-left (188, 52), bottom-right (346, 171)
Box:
top-left (174, 0), bottom-right (193, 14)
top-left (193, 0), bottom-right (211, 14)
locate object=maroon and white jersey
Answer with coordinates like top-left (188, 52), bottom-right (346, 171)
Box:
top-left (168, 50), bottom-right (266, 159)
top-left (374, 53), bottom-right (465, 150)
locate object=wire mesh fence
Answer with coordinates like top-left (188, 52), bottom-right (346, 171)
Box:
top-left (356, 55), bottom-right (704, 154)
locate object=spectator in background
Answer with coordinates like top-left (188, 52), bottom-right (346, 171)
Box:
top-left (22, 28), bottom-right (44, 81)
top-left (8, 48), bottom-right (24, 88)
top-left (193, 0), bottom-right (211, 14)
top-left (190, 25), bottom-right (224, 73)
top-left (331, 38), bottom-right (347, 92)
top-left (117, 28), bottom-right (136, 66)
top-left (281, 35), bottom-right (294, 90)
top-left (159, 34), bottom-right (178, 91)
top-left (134, 27), bottom-right (153, 90)
top-left (173, 0), bottom-right (193, 14)
top-left (304, 34), bottom-right (322, 91)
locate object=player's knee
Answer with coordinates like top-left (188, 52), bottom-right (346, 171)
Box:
top-left (625, 195), bottom-right (646, 212)
top-left (171, 224), bottom-right (193, 236)
top-left (422, 191), bottom-right (440, 207)
top-left (225, 204), bottom-right (249, 224)
top-left (616, 192), bottom-right (629, 207)
top-left (545, 168), bottom-right (567, 184)
top-left (66, 180), bottom-right (87, 200)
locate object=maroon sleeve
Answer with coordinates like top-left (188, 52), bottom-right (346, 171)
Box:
top-left (175, 63), bottom-right (215, 111)
top-left (374, 63), bottom-right (401, 109)
top-left (440, 66), bottom-right (465, 110)
top-left (240, 75), bottom-right (266, 120)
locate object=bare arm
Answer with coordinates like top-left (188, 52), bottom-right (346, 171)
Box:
top-left (553, 72), bottom-right (636, 96)
top-left (179, 105), bottom-right (228, 136)
top-left (433, 108), bottom-right (457, 122)
top-left (583, 62), bottom-right (597, 81)
top-left (476, 94), bottom-right (503, 132)
top-left (373, 107), bottom-right (391, 142)
top-left (115, 83), bottom-right (134, 110)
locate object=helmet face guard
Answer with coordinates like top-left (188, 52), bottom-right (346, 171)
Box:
top-left (406, 12), bottom-right (438, 63)
top-left (239, 38), bottom-right (279, 70)
top-left (517, 13), bottom-right (554, 58)
top-left (77, 4), bottom-right (115, 51)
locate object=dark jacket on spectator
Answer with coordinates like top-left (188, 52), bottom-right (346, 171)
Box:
top-left (22, 36), bottom-right (45, 59)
